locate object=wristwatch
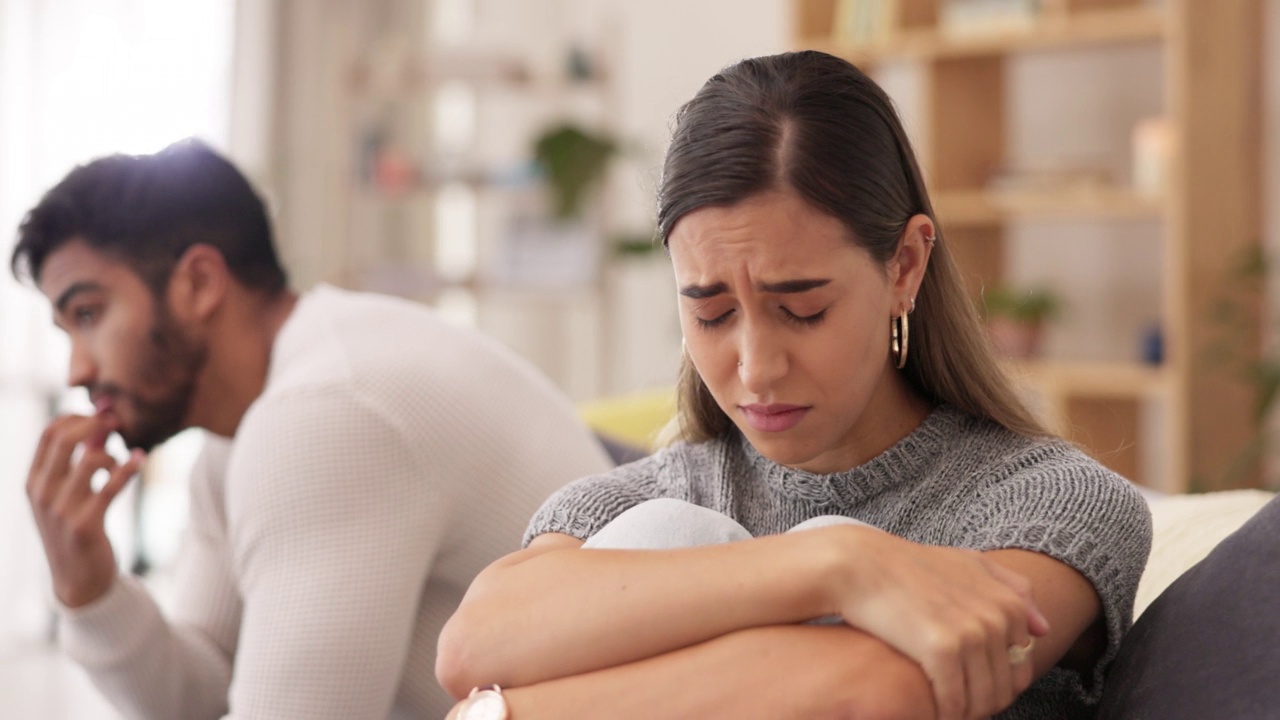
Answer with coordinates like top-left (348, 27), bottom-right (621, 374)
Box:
top-left (457, 684), bottom-right (509, 720)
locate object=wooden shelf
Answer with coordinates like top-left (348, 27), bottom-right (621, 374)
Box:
top-left (934, 186), bottom-right (1164, 226)
top-left (1008, 359), bottom-right (1172, 483)
top-left (803, 5), bottom-right (1166, 65)
top-left (1006, 360), bottom-right (1171, 401)
top-left (353, 170), bottom-right (534, 198)
top-left (792, 0), bottom-right (1265, 491)
top-left (343, 263), bottom-right (605, 301)
top-left (349, 50), bottom-right (610, 97)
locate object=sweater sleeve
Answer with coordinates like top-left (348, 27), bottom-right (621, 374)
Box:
top-left (959, 441), bottom-right (1153, 707)
top-left (221, 386), bottom-right (446, 719)
top-left (59, 438), bottom-right (239, 720)
top-left (523, 449), bottom-right (684, 546)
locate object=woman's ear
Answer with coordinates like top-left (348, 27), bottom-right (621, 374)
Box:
top-left (166, 244), bottom-right (229, 325)
top-left (890, 214), bottom-right (935, 313)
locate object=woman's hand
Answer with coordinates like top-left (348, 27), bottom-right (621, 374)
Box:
top-left (826, 528), bottom-right (1050, 720)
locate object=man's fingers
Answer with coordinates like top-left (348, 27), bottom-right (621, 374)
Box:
top-left (29, 418), bottom-right (63, 483)
top-left (28, 416), bottom-right (80, 500)
top-left (34, 415), bottom-right (113, 490)
top-left (94, 451), bottom-right (144, 513)
top-left (85, 426), bottom-right (111, 452)
top-left (54, 449), bottom-right (118, 512)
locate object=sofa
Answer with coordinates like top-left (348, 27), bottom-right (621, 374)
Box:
top-left (1097, 488), bottom-right (1279, 718)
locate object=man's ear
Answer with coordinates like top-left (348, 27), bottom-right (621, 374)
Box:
top-left (890, 214), bottom-right (935, 313)
top-left (166, 244), bottom-right (229, 324)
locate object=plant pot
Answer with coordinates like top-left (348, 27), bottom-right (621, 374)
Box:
top-left (985, 317), bottom-right (1046, 359)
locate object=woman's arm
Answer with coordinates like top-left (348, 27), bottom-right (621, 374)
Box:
top-left (436, 528), bottom-right (855, 697)
top-left (985, 549), bottom-right (1103, 677)
top-left (443, 545), bottom-right (1095, 720)
top-left (446, 624), bottom-right (937, 720)
top-left (437, 525), bottom-right (1048, 720)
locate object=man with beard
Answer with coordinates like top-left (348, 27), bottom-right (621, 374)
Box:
top-left (13, 139), bottom-right (613, 719)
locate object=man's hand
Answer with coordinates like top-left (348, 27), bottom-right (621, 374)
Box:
top-left (26, 414), bottom-right (144, 608)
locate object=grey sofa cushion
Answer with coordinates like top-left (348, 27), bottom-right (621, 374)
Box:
top-left (1096, 492), bottom-right (1280, 719)
top-left (595, 432), bottom-right (649, 466)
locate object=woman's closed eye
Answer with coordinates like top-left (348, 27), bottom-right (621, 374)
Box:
top-left (781, 307), bottom-right (827, 327)
top-left (694, 306), bottom-right (827, 330)
top-left (695, 308), bottom-right (734, 329)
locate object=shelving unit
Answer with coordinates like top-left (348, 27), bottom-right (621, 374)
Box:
top-left (933, 186), bottom-right (1163, 226)
top-left (334, 1), bottom-right (627, 402)
top-left (794, 0), bottom-right (1263, 492)
top-left (807, 3), bottom-right (1166, 63)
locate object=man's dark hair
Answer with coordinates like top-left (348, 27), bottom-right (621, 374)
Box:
top-left (11, 138), bottom-right (287, 295)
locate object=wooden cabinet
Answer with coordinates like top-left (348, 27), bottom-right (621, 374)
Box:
top-left (793, 0), bottom-right (1263, 491)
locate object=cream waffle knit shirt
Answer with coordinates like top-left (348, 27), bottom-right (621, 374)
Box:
top-left (58, 284), bottom-right (612, 719)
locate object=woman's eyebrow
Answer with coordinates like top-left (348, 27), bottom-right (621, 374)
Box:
top-left (679, 278), bottom-right (831, 298)
top-left (679, 282), bottom-right (728, 299)
top-left (759, 278), bottom-right (830, 294)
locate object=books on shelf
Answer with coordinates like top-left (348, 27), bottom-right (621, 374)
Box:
top-left (833, 0), bottom-right (900, 47)
top-left (488, 212), bottom-right (602, 290)
top-left (940, 0), bottom-right (1042, 36)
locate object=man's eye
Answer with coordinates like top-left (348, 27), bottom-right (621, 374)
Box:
top-left (72, 307), bottom-right (100, 327)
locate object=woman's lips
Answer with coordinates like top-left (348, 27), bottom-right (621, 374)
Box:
top-left (740, 404), bottom-right (811, 432)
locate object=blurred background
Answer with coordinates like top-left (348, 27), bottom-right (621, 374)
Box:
top-left (2, 0), bottom-right (1279, 716)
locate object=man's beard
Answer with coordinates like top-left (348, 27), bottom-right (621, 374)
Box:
top-left (96, 309), bottom-right (207, 452)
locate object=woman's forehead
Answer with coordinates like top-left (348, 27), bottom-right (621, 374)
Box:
top-left (669, 194), bottom-right (867, 277)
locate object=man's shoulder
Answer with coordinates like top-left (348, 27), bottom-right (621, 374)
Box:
top-left (286, 286), bottom-right (545, 393)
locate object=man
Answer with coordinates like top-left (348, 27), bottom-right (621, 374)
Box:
top-left (13, 139), bottom-right (613, 718)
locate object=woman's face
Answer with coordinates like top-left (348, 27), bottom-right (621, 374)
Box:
top-left (669, 189), bottom-right (927, 474)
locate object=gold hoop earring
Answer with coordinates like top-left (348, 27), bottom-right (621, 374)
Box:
top-left (891, 310), bottom-right (909, 369)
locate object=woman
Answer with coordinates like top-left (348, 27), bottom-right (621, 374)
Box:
top-left (438, 50), bottom-right (1151, 720)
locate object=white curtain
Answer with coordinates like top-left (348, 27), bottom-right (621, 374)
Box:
top-left (0, 0), bottom-right (237, 650)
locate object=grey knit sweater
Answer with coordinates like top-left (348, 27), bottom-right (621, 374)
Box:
top-left (526, 405), bottom-right (1152, 719)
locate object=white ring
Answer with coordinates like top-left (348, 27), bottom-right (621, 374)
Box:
top-left (1007, 637), bottom-right (1035, 665)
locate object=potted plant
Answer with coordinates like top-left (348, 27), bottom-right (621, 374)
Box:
top-left (532, 122), bottom-right (619, 221)
top-left (491, 123), bottom-right (621, 289)
top-left (980, 284), bottom-right (1062, 358)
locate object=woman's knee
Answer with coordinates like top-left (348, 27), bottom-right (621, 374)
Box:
top-left (787, 515), bottom-right (871, 533)
top-left (583, 498), bottom-right (752, 549)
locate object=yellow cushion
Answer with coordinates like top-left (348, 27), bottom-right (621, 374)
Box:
top-left (579, 387), bottom-right (677, 450)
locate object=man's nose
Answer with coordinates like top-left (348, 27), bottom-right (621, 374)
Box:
top-left (66, 340), bottom-right (97, 389)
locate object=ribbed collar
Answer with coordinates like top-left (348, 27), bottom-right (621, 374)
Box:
top-left (738, 405), bottom-right (967, 506)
